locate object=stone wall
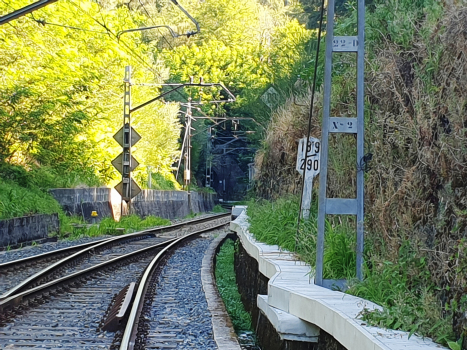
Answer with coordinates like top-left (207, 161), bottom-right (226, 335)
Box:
top-left (0, 213), bottom-right (60, 248)
top-left (234, 235), bottom-right (347, 350)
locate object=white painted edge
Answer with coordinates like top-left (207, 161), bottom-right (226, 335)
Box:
top-left (230, 210), bottom-right (447, 350)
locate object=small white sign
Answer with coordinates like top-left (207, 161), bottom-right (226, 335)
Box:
top-left (296, 137), bottom-right (320, 177)
top-left (261, 86), bottom-right (280, 109)
top-left (329, 117), bottom-right (358, 133)
top-left (333, 36), bottom-right (358, 52)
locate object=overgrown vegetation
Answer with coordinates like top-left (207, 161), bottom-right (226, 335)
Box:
top-left (247, 196), bottom-right (356, 279)
top-left (212, 204), bottom-right (227, 213)
top-left (246, 196), bottom-right (457, 345)
top-left (63, 215), bottom-right (171, 240)
top-left (215, 239), bottom-right (253, 333)
top-left (253, 0), bottom-right (467, 347)
top-left (0, 0), bottom-right (315, 194)
top-left (0, 179), bottom-right (63, 220)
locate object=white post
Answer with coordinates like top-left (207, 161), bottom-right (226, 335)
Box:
top-left (301, 173), bottom-right (314, 219)
top-left (296, 137), bottom-right (321, 220)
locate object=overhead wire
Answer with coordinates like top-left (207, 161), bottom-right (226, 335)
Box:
top-left (66, 0), bottom-right (165, 81)
top-left (31, 16), bottom-right (109, 34)
top-left (137, 0), bottom-right (174, 50)
top-left (294, 0), bottom-right (326, 254)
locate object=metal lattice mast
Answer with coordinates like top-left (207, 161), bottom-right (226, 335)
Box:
top-left (315, 0), bottom-right (365, 286)
top-left (122, 66), bottom-right (133, 213)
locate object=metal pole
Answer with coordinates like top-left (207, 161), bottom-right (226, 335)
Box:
top-left (186, 101), bottom-right (192, 212)
top-left (316, 0), bottom-right (335, 286)
top-left (356, 0), bottom-right (366, 281)
top-left (121, 66), bottom-right (132, 218)
top-left (147, 166), bottom-right (152, 189)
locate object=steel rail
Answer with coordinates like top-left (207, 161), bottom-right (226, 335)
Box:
top-left (0, 213), bottom-right (230, 299)
top-left (0, 212), bottom-right (228, 271)
top-left (0, 238), bottom-right (176, 313)
top-left (119, 222), bottom-right (228, 350)
top-left (0, 238), bottom-right (110, 270)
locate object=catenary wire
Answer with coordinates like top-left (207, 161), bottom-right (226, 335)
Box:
top-left (137, 0), bottom-right (174, 50)
top-left (295, 0), bottom-right (326, 254)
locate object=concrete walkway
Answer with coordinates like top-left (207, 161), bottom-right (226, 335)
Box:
top-left (231, 210), bottom-right (447, 350)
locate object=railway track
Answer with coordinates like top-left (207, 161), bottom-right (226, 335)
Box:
top-left (0, 213), bottom-right (231, 349)
top-left (0, 213), bottom-right (229, 299)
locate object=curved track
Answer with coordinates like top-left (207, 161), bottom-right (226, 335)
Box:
top-left (0, 213), bottom-right (229, 299)
top-left (0, 214), bottom-right (230, 349)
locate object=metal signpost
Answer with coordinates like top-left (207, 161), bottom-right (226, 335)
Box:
top-left (315, 0), bottom-right (365, 286)
top-left (113, 66), bottom-right (142, 215)
top-left (113, 68), bottom-right (236, 216)
top-left (296, 137), bottom-right (320, 219)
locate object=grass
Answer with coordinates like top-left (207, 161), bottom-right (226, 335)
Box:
top-left (63, 215), bottom-right (171, 240)
top-left (149, 172), bottom-right (181, 190)
top-left (246, 195), bottom-right (456, 346)
top-left (215, 239), bottom-right (253, 333)
top-left (212, 204), bottom-right (227, 213)
top-left (246, 195), bottom-right (356, 279)
top-left (0, 179), bottom-right (64, 220)
top-left (347, 241), bottom-right (455, 345)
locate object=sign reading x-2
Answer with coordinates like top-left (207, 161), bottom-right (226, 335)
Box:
top-left (296, 137), bottom-right (320, 219)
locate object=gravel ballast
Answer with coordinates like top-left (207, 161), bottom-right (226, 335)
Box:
top-left (143, 236), bottom-right (218, 349)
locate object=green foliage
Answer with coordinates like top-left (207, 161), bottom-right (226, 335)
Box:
top-left (0, 179), bottom-right (63, 220)
top-left (215, 239), bottom-right (253, 332)
top-left (212, 204), bottom-right (226, 213)
top-left (323, 219), bottom-right (356, 279)
top-left (448, 338), bottom-right (463, 350)
top-left (65, 215), bottom-right (171, 239)
top-left (364, 0), bottom-right (443, 50)
top-left (246, 195), bottom-right (355, 279)
top-left (0, 0), bottom-right (181, 187)
top-left (348, 241), bottom-right (455, 345)
top-left (149, 172), bottom-right (181, 191)
top-left (157, 0), bottom-right (314, 176)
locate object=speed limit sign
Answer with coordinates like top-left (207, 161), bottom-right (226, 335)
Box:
top-left (296, 137), bottom-right (320, 177)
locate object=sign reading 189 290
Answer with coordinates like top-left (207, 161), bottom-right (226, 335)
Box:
top-left (296, 137), bottom-right (321, 177)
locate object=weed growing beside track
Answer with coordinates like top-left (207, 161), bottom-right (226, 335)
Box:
top-left (62, 215), bottom-right (172, 239)
top-left (215, 239), bottom-right (253, 333)
top-left (246, 196), bottom-right (356, 279)
top-left (246, 196), bottom-right (457, 346)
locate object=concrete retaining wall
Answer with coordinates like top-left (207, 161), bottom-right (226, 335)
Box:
top-left (132, 190), bottom-right (216, 219)
top-left (0, 213), bottom-right (60, 248)
top-left (49, 188), bottom-right (113, 221)
top-left (231, 210), bottom-right (445, 350)
top-left (49, 188), bottom-right (217, 222)
top-left (234, 238), bottom-right (343, 350)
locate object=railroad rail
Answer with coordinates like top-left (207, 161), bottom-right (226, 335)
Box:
top-left (0, 213), bottom-right (229, 299)
top-left (0, 214), bottom-right (230, 349)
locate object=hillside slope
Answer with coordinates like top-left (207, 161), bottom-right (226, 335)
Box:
top-left (254, 1), bottom-right (467, 346)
